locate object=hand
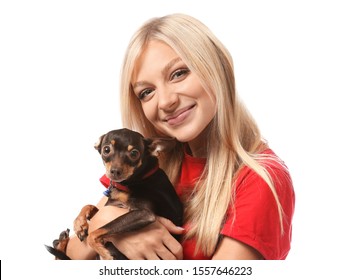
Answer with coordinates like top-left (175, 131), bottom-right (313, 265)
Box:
top-left (111, 216), bottom-right (184, 260)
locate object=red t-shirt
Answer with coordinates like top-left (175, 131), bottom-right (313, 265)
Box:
top-left (176, 149), bottom-right (295, 260)
top-left (100, 149), bottom-right (295, 260)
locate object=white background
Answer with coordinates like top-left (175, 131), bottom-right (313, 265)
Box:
top-left (1, 0), bottom-right (348, 279)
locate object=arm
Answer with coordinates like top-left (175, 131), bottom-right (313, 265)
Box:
top-left (109, 217), bottom-right (183, 260)
top-left (212, 236), bottom-right (264, 260)
top-left (66, 196), bottom-right (184, 260)
top-left (65, 196), bottom-right (128, 259)
top-left (212, 160), bottom-right (294, 260)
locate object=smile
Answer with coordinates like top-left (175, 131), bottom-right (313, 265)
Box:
top-left (164, 105), bottom-right (196, 126)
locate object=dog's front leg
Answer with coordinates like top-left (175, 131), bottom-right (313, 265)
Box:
top-left (74, 204), bottom-right (99, 241)
top-left (87, 209), bottom-right (156, 260)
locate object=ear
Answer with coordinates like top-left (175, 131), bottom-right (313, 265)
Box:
top-left (94, 134), bottom-right (105, 154)
top-left (145, 137), bottom-right (177, 157)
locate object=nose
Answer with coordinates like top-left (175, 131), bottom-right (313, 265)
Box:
top-left (157, 86), bottom-right (179, 112)
top-left (110, 168), bottom-right (122, 177)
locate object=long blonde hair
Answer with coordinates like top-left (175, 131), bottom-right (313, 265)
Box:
top-left (120, 14), bottom-right (285, 256)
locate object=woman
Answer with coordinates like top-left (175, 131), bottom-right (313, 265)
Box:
top-left (66, 13), bottom-right (295, 260)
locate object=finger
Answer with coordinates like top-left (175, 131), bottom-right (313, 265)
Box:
top-left (119, 246), bottom-right (145, 260)
top-left (144, 252), bottom-right (161, 260)
top-left (155, 245), bottom-right (177, 260)
top-left (162, 235), bottom-right (183, 260)
top-left (157, 217), bottom-right (185, 235)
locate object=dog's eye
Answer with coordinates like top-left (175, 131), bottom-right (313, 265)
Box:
top-left (129, 149), bottom-right (140, 160)
top-left (103, 146), bottom-right (111, 155)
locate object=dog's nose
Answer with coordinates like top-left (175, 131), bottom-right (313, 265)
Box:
top-left (110, 168), bottom-right (122, 177)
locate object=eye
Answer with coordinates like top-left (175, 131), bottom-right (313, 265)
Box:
top-left (170, 68), bottom-right (190, 81)
top-left (138, 88), bottom-right (154, 101)
top-left (129, 149), bottom-right (140, 160)
top-left (102, 145), bottom-right (111, 155)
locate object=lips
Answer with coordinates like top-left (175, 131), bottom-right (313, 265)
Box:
top-left (164, 105), bottom-right (196, 126)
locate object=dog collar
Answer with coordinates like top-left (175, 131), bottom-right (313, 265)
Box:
top-left (140, 163), bottom-right (159, 180)
top-left (103, 182), bottom-right (128, 197)
top-left (110, 181), bottom-right (129, 192)
top-left (103, 164), bottom-right (159, 196)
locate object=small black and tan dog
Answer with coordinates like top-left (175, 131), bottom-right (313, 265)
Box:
top-left (45, 128), bottom-right (183, 260)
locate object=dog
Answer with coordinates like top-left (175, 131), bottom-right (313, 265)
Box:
top-left (45, 128), bottom-right (183, 260)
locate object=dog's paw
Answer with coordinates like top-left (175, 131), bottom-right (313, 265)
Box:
top-left (99, 253), bottom-right (115, 260)
top-left (53, 228), bottom-right (70, 252)
top-left (74, 215), bottom-right (89, 241)
top-left (74, 205), bottom-right (99, 241)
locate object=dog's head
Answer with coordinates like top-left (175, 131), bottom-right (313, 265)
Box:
top-left (94, 128), bottom-right (175, 182)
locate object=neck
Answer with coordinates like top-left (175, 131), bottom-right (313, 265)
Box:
top-left (110, 162), bottom-right (159, 193)
top-left (122, 157), bottom-right (159, 185)
top-left (187, 122), bottom-right (212, 158)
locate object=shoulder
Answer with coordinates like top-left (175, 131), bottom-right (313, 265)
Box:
top-left (236, 149), bottom-right (293, 194)
top-left (233, 149), bottom-right (295, 219)
top-left (222, 149), bottom-right (295, 259)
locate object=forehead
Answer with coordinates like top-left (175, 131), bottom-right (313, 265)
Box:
top-left (103, 131), bottom-right (144, 149)
top-left (132, 41), bottom-right (180, 82)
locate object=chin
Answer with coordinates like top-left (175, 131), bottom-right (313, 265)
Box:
top-left (158, 123), bottom-right (207, 143)
top-left (169, 130), bottom-right (201, 143)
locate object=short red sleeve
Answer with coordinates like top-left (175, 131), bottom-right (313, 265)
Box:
top-left (221, 161), bottom-right (295, 259)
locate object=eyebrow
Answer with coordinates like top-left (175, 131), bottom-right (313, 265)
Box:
top-left (133, 57), bottom-right (183, 90)
top-left (161, 57), bottom-right (182, 77)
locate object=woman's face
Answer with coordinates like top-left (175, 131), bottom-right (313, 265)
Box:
top-left (132, 41), bottom-right (216, 144)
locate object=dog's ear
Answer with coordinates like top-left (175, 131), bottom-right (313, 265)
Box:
top-left (94, 134), bottom-right (105, 154)
top-left (145, 137), bottom-right (177, 157)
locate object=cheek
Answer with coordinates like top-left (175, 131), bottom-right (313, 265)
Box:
top-left (141, 102), bottom-right (157, 123)
top-left (203, 97), bottom-right (217, 117)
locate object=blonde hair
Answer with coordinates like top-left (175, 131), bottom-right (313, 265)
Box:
top-left (120, 14), bottom-right (285, 256)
